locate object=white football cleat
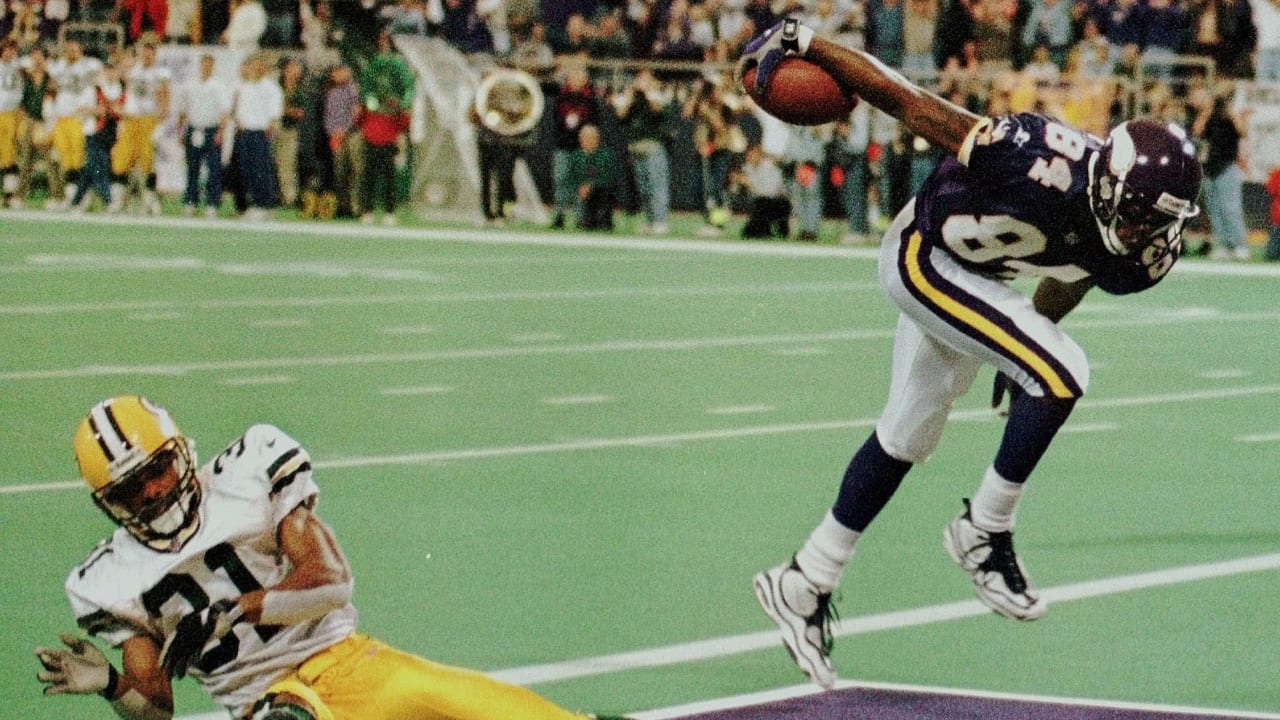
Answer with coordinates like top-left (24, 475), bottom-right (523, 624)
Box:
top-left (944, 499), bottom-right (1045, 621)
top-left (753, 559), bottom-right (837, 689)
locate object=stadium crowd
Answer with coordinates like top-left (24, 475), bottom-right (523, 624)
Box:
top-left (0, 0), bottom-right (1275, 257)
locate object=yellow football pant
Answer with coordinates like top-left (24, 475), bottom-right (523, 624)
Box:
top-left (111, 115), bottom-right (158, 175)
top-left (52, 116), bottom-right (85, 171)
top-left (0, 109), bottom-right (18, 168)
top-left (258, 634), bottom-right (591, 720)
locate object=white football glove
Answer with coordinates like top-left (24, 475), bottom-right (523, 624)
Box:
top-left (35, 632), bottom-right (114, 696)
top-left (736, 18), bottom-right (816, 93)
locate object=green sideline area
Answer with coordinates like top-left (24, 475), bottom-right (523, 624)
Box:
top-left (2, 215), bottom-right (1278, 719)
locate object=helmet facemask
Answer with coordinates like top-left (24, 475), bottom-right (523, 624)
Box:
top-left (92, 436), bottom-right (202, 552)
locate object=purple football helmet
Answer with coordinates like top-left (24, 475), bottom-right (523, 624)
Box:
top-left (1088, 119), bottom-right (1202, 255)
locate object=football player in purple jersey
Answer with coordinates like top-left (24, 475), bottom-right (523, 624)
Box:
top-left (738, 19), bottom-right (1202, 689)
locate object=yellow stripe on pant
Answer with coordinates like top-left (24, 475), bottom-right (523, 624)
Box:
top-left (902, 231), bottom-right (1074, 399)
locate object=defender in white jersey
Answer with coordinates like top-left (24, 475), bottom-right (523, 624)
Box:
top-left (47, 39), bottom-right (103, 206)
top-left (37, 396), bottom-right (633, 720)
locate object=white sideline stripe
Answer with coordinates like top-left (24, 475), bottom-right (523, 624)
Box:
top-left (7, 383), bottom-right (1280, 493)
top-left (168, 553), bottom-right (1280, 720)
top-left (1058, 422), bottom-right (1118, 434)
top-left (379, 385), bottom-right (453, 396)
top-left (632, 678), bottom-right (1280, 720)
top-left (0, 281), bottom-right (878, 315)
top-left (707, 404), bottom-right (775, 416)
top-left (0, 209), bottom-right (879, 257)
top-left (0, 329), bottom-right (897, 381)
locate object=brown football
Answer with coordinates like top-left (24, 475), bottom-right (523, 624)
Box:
top-left (743, 57), bottom-right (859, 126)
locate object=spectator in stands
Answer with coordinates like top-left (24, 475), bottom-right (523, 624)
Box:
top-left (1140, 0), bottom-right (1187, 78)
top-left (831, 104), bottom-right (873, 244)
top-left (867, 0), bottom-right (906, 68)
top-left (651, 2), bottom-right (702, 67)
top-left (1070, 17), bottom-right (1114, 78)
top-left (263, 0), bottom-right (299, 47)
top-left (177, 52), bottom-right (231, 217)
top-left (683, 72), bottom-right (746, 237)
top-left (383, 0), bottom-right (428, 36)
top-left (110, 36), bottom-right (170, 214)
top-left (934, 0), bottom-right (976, 68)
top-left (1185, 0), bottom-right (1256, 78)
top-left (590, 8), bottom-right (631, 59)
top-left (565, 123), bottom-right (619, 231)
top-left (299, 0), bottom-right (340, 69)
top-left (735, 142), bottom-right (789, 240)
top-left (902, 0), bottom-right (938, 75)
top-left (780, 122), bottom-right (828, 242)
top-left (1021, 0), bottom-right (1074, 68)
top-left (16, 43), bottom-right (54, 207)
top-left (322, 62), bottom-right (360, 218)
top-left (1265, 165), bottom-right (1280, 261)
top-left (506, 19), bottom-right (553, 71)
top-left (223, 0), bottom-right (267, 53)
top-left (0, 38), bottom-right (21, 206)
top-left (274, 56), bottom-right (306, 209)
top-left (120, 0), bottom-right (168, 43)
top-left (549, 62), bottom-right (600, 229)
top-left (624, 0), bottom-right (660, 60)
top-left (357, 28), bottom-right (412, 225)
top-left (477, 0), bottom-right (510, 54)
top-left (613, 68), bottom-right (673, 234)
top-left (69, 59), bottom-right (122, 211)
top-left (231, 52), bottom-right (283, 220)
top-left (548, 11), bottom-right (593, 57)
top-left (1247, 0), bottom-right (1280, 81)
top-left (1189, 82), bottom-right (1250, 260)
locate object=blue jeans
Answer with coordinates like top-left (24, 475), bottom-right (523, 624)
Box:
top-left (1266, 225), bottom-right (1280, 261)
top-left (183, 127), bottom-right (223, 208)
top-left (630, 141), bottom-right (669, 225)
top-left (1203, 163), bottom-right (1246, 250)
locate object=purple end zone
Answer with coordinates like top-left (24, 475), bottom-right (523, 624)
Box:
top-left (678, 686), bottom-right (1261, 720)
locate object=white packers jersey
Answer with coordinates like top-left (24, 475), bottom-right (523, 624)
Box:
top-left (65, 424), bottom-right (358, 714)
top-left (122, 62), bottom-right (170, 117)
top-left (0, 59), bottom-right (23, 112)
top-left (49, 56), bottom-right (104, 118)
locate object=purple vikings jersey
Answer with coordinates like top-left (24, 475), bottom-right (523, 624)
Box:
top-left (912, 113), bottom-right (1179, 295)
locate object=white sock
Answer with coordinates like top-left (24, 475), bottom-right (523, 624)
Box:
top-left (969, 466), bottom-right (1024, 532)
top-left (794, 510), bottom-right (861, 593)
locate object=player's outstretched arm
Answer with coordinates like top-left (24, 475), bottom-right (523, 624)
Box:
top-left (37, 632), bottom-right (174, 720)
top-left (804, 37), bottom-right (982, 156)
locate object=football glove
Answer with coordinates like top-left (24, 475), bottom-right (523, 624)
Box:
top-left (991, 371), bottom-right (1024, 416)
top-left (735, 18), bottom-right (815, 93)
top-left (160, 599), bottom-right (242, 679)
top-left (35, 632), bottom-right (114, 696)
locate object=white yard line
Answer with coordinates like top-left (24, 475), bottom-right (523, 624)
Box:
top-left (0, 281), bottom-right (876, 315)
top-left (6, 383), bottom-right (1280, 494)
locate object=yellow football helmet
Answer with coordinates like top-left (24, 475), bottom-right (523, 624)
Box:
top-left (73, 396), bottom-right (202, 552)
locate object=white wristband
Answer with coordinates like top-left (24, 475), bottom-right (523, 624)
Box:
top-left (259, 581), bottom-right (353, 626)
